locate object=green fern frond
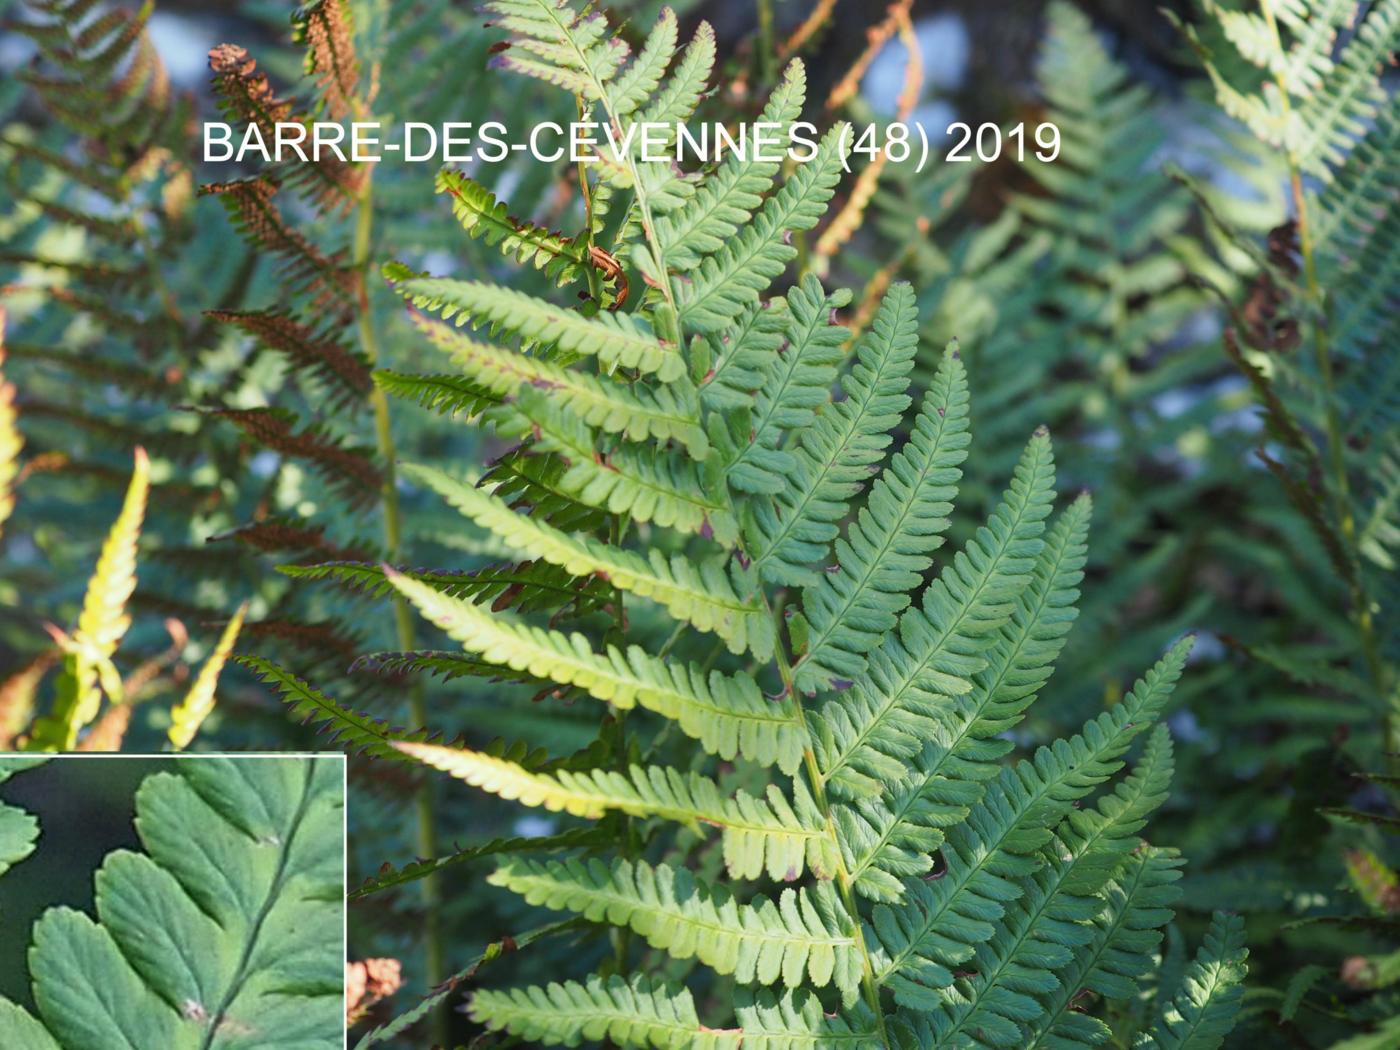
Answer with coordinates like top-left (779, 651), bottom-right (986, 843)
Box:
top-left (869, 641), bottom-right (1190, 1009)
top-left (925, 728), bottom-right (1176, 1046)
top-left (403, 463), bottom-right (774, 657)
top-left (489, 857), bottom-right (864, 1002)
top-left (747, 283), bottom-right (917, 586)
top-left (472, 978), bottom-right (882, 1050)
top-left (724, 277), bottom-right (849, 495)
top-left (385, 567), bottom-right (804, 771)
top-left (390, 313), bottom-right (709, 455)
top-left (351, 825), bottom-right (610, 900)
top-left (504, 389), bottom-right (736, 544)
top-left (815, 431), bottom-right (1057, 797)
top-left (1024, 847), bottom-right (1184, 1049)
top-left (796, 344), bottom-right (971, 693)
top-left (386, 265), bottom-right (684, 381)
top-left (395, 740), bottom-right (835, 880)
top-left (676, 127), bottom-right (847, 333)
top-left (471, 974), bottom-right (728, 1050)
top-left (279, 559), bottom-right (613, 618)
top-left (837, 497), bottom-right (1092, 902)
top-left (1186, 0), bottom-right (1399, 178)
top-left (698, 301), bottom-right (787, 413)
top-left (1144, 911), bottom-right (1248, 1049)
top-left (655, 60), bottom-right (807, 270)
top-left (239, 656), bottom-right (438, 759)
top-left (436, 169), bottom-right (588, 287)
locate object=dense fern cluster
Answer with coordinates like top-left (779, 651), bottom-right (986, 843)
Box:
top-left (2, 0), bottom-right (1398, 1045)
top-left (227, 1), bottom-right (1256, 1045)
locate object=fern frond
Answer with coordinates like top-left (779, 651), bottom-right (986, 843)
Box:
top-left (838, 497), bottom-right (1091, 901)
top-left (655, 60), bottom-right (807, 270)
top-left (1144, 911), bottom-right (1248, 1050)
top-left (926, 728), bottom-right (1176, 1046)
top-left (396, 741), bottom-right (835, 880)
top-left (239, 656), bottom-right (436, 759)
top-left (471, 973), bottom-right (728, 1050)
top-left (868, 641), bottom-right (1189, 1008)
top-left (30, 448), bottom-right (149, 751)
top-left (202, 406), bottom-right (382, 507)
top-left (395, 313), bottom-right (708, 455)
top-left (472, 979), bottom-right (881, 1050)
top-left (437, 169), bottom-right (588, 287)
top-left (167, 601), bottom-right (248, 751)
top-left (505, 389), bottom-right (736, 544)
top-left (385, 567), bottom-right (804, 771)
top-left (1024, 847), bottom-right (1184, 1049)
top-left (351, 825), bottom-right (610, 900)
top-left (724, 277), bottom-right (849, 495)
top-left (747, 283), bottom-right (917, 586)
top-left (207, 309), bottom-right (371, 408)
top-left (293, 0), bottom-right (360, 120)
top-left (489, 857), bottom-right (864, 1002)
top-left (887, 493), bottom-right (1092, 793)
top-left (279, 558), bottom-right (613, 618)
top-left (386, 264), bottom-right (684, 380)
top-left (404, 463), bottom-right (774, 657)
top-left (815, 431), bottom-right (1057, 797)
top-left (699, 301), bottom-right (787, 413)
top-left (796, 344), bottom-right (970, 693)
top-left (677, 126), bottom-right (846, 332)
top-left (484, 0), bottom-right (629, 101)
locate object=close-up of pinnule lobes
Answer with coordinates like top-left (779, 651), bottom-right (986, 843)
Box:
top-left (0, 0), bottom-right (1396, 1047)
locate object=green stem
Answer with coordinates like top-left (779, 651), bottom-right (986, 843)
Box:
top-left (352, 147), bottom-right (446, 1039)
top-left (762, 593), bottom-right (890, 1048)
top-left (756, 0), bottom-right (777, 84)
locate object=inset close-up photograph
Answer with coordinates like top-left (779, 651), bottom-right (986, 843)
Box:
top-left (0, 754), bottom-right (347, 1048)
top-left (0, 0), bottom-right (1395, 1047)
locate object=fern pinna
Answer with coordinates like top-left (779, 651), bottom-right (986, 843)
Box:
top-left (243, 1), bottom-right (1247, 1045)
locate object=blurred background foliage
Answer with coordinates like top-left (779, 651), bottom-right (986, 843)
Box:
top-left (0, 0), bottom-right (1395, 1046)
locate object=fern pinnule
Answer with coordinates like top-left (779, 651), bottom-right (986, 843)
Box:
top-left (490, 857), bottom-right (866, 1003)
top-left (747, 282), bottom-right (917, 586)
top-left (385, 268), bottom-right (684, 381)
top-left (401, 463), bottom-right (774, 657)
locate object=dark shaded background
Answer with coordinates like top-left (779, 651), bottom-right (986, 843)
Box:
top-left (0, 758), bottom-right (156, 1010)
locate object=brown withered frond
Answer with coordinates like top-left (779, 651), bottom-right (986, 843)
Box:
top-left (208, 517), bottom-right (379, 563)
top-left (200, 405), bottom-right (383, 507)
top-left (207, 309), bottom-right (372, 407)
top-left (201, 177), bottom-right (355, 307)
top-left (294, 0), bottom-right (361, 121)
top-left (207, 43), bottom-right (363, 211)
